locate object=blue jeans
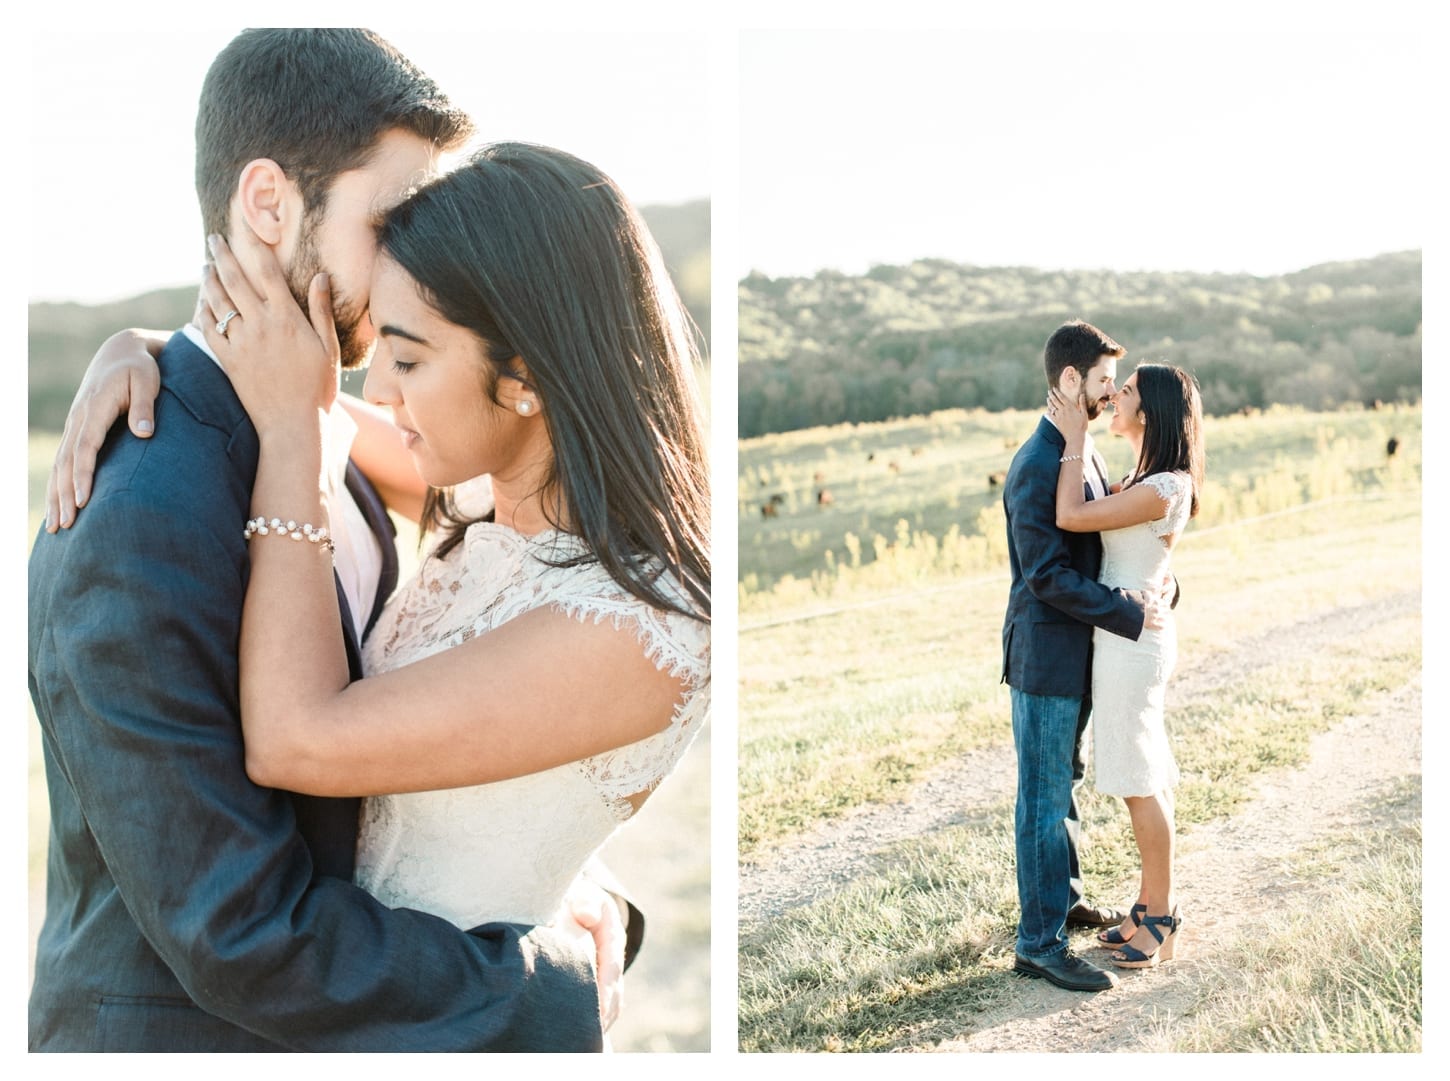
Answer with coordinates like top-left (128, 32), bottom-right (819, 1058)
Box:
top-left (1010, 687), bottom-right (1090, 960)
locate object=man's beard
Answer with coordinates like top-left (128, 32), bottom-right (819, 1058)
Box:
top-left (288, 219), bottom-right (372, 371)
top-left (1085, 396), bottom-right (1107, 421)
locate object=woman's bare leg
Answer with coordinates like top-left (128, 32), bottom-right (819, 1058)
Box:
top-left (1124, 791), bottom-right (1174, 912)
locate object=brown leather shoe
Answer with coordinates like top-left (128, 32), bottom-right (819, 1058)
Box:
top-left (1066, 902), bottom-right (1127, 928)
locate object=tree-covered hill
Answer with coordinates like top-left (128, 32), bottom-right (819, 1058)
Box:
top-left (738, 251), bottom-right (1420, 438)
top-left (29, 200), bottom-right (709, 432)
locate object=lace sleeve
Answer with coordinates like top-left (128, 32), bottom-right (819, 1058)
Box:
top-left (1141, 472), bottom-right (1191, 538)
top-left (541, 565), bottom-right (711, 821)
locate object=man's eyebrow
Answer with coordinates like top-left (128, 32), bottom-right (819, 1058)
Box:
top-left (378, 323), bottom-right (429, 346)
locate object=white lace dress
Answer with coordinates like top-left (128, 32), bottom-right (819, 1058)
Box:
top-left (353, 486), bottom-right (709, 929)
top-left (1091, 471), bottom-right (1191, 797)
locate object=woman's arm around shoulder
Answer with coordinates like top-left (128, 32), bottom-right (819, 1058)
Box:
top-left (45, 328), bottom-right (169, 532)
top-left (1056, 475), bottom-right (1173, 534)
top-left (243, 599), bottom-right (698, 797)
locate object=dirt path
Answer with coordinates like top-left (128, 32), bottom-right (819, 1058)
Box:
top-left (738, 591), bottom-right (1422, 1051)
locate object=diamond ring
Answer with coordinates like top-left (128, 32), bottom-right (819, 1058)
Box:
top-left (216, 309), bottom-right (240, 336)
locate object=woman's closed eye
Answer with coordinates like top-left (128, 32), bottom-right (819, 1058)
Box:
top-left (391, 359), bottom-right (417, 375)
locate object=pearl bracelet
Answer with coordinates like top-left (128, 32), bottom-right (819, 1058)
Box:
top-left (1060, 454), bottom-right (1084, 463)
top-left (244, 515), bottom-right (335, 554)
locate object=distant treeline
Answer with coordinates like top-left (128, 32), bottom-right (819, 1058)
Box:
top-left (738, 251), bottom-right (1421, 438)
top-left (28, 200), bottom-right (710, 433)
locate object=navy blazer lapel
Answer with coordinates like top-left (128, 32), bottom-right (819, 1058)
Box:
top-left (335, 575), bottom-right (365, 680)
top-left (158, 332), bottom-right (251, 438)
top-left (1035, 415), bottom-right (1099, 502)
top-left (344, 460), bottom-right (398, 641)
top-left (1090, 449), bottom-right (1110, 497)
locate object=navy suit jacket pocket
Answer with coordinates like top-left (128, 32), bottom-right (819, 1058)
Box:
top-left (1027, 621), bottom-right (1093, 696)
top-left (96, 995), bottom-right (282, 1052)
top-left (1003, 611), bottom-right (1093, 698)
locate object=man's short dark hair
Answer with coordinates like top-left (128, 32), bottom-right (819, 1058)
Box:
top-left (1043, 319), bottom-right (1126, 386)
top-left (195, 29), bottom-right (474, 240)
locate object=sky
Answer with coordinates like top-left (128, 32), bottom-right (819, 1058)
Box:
top-left (25, 19), bottom-right (1436, 299)
top-left (27, 27), bottom-right (711, 304)
top-left (739, 27), bottom-right (1435, 280)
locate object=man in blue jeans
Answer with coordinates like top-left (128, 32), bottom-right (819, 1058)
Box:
top-left (1000, 320), bottom-right (1166, 992)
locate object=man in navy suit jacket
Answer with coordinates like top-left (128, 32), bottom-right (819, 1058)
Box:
top-left (28, 30), bottom-right (621, 1051)
top-left (1000, 320), bottom-right (1164, 994)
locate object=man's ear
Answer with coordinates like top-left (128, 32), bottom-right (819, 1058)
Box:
top-left (233, 158), bottom-right (300, 248)
top-left (1059, 366), bottom-right (1081, 394)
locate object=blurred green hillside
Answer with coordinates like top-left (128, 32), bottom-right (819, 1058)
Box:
top-left (739, 251), bottom-right (1421, 437)
top-left (28, 200), bottom-right (710, 432)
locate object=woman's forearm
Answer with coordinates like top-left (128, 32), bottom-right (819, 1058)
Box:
top-left (338, 394), bottom-right (428, 524)
top-left (239, 422), bottom-right (352, 787)
top-left (1055, 437), bottom-right (1089, 531)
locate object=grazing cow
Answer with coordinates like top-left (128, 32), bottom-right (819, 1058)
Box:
top-left (817, 489), bottom-right (834, 506)
top-left (887, 461), bottom-right (901, 474)
top-left (760, 503), bottom-right (778, 519)
top-left (768, 493), bottom-right (786, 506)
top-left (910, 447), bottom-right (924, 457)
top-left (813, 470), bottom-right (826, 484)
top-left (1387, 436), bottom-right (1399, 459)
top-left (867, 453), bottom-right (876, 463)
top-left (988, 471), bottom-right (1007, 488)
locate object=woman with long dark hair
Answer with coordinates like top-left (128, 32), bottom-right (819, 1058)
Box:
top-left (1048, 362), bottom-right (1204, 969)
top-left (47, 144), bottom-right (710, 1020)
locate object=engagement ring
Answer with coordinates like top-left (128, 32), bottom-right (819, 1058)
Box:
top-left (216, 310), bottom-right (240, 336)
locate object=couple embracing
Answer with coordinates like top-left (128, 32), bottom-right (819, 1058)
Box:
top-left (1002, 319), bottom-right (1205, 992)
top-left (30, 29), bottom-right (709, 1051)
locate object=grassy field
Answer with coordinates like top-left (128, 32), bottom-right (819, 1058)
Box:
top-left (736, 406), bottom-right (1422, 1051)
top-left (738, 405), bottom-right (1420, 854)
top-left (1166, 786), bottom-right (1421, 1053)
top-left (739, 402), bottom-right (1419, 602)
top-left (26, 430), bottom-right (710, 1052)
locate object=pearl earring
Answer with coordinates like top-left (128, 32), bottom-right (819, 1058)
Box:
top-left (516, 400), bottom-right (534, 416)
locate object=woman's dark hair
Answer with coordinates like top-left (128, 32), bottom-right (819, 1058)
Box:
top-left (377, 142), bottom-right (710, 621)
top-left (1129, 363), bottom-right (1204, 517)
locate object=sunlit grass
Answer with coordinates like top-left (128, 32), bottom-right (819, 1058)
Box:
top-left (1161, 782), bottom-right (1421, 1053)
top-left (738, 610), bottom-right (1419, 1050)
top-left (736, 407), bottom-right (1421, 1053)
top-left (740, 771), bottom-right (1422, 1052)
top-left (740, 822), bottom-right (1019, 1052)
top-left (739, 404), bottom-right (1421, 599)
top-left (739, 489), bottom-right (1420, 857)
